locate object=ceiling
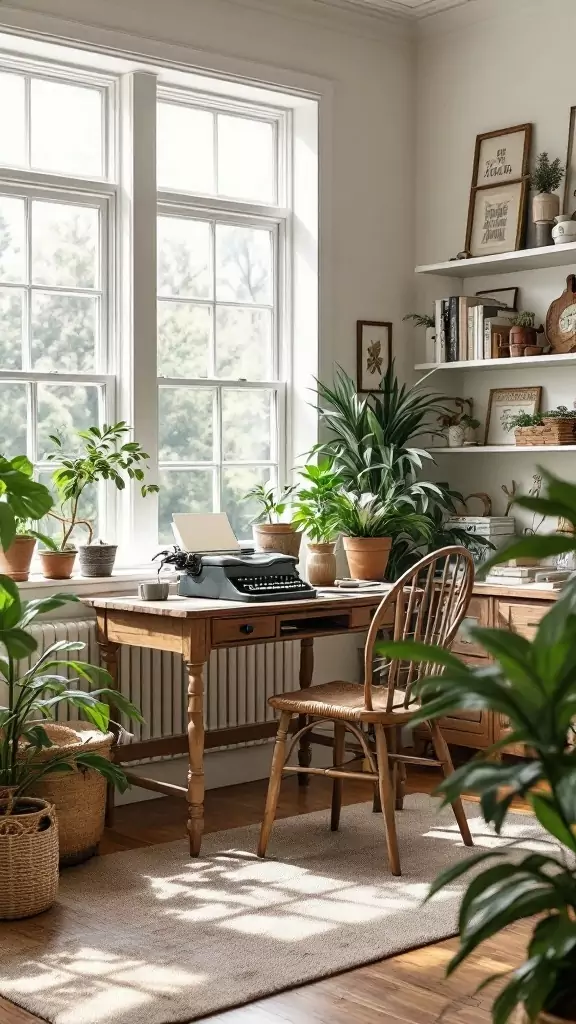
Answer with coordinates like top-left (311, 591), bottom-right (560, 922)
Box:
top-left (316, 0), bottom-right (478, 18)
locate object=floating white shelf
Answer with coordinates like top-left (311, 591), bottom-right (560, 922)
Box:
top-left (415, 241), bottom-right (576, 279)
top-left (415, 353), bottom-right (576, 372)
top-left (431, 445), bottom-right (576, 454)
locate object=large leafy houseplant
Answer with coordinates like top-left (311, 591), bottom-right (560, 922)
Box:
top-left (0, 455), bottom-right (55, 581)
top-left (377, 469), bottom-right (576, 1024)
top-left (243, 482), bottom-right (300, 558)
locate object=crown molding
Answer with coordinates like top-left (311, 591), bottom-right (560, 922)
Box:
top-left (222, 0), bottom-right (413, 38)
top-left (314, 0), bottom-right (478, 20)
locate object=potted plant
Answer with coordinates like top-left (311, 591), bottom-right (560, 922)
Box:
top-left (403, 311), bottom-right (436, 363)
top-left (377, 470), bottom-right (576, 1024)
top-left (531, 153), bottom-right (565, 246)
top-left (0, 454), bottom-right (54, 581)
top-left (244, 482), bottom-right (301, 558)
top-left (43, 422), bottom-right (159, 579)
top-left (0, 576), bottom-right (141, 917)
top-left (438, 398), bottom-right (476, 448)
top-left (291, 460), bottom-right (342, 586)
top-left (504, 407), bottom-right (576, 447)
top-left (330, 490), bottom-right (432, 581)
top-left (509, 311), bottom-right (537, 354)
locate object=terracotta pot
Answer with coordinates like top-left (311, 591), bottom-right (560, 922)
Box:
top-left (0, 535), bottom-right (36, 581)
top-left (533, 191), bottom-right (560, 224)
top-left (39, 549), bottom-right (77, 580)
top-left (306, 542), bottom-right (337, 587)
top-left (253, 524), bottom-right (302, 560)
top-left (78, 544), bottom-right (117, 577)
top-left (343, 536), bottom-right (392, 582)
top-left (510, 325), bottom-right (537, 351)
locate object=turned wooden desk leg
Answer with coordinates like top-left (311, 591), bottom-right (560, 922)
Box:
top-left (298, 637), bottom-right (314, 787)
top-left (186, 661), bottom-right (206, 857)
top-left (97, 629), bottom-right (120, 829)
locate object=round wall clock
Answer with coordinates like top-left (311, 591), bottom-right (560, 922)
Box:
top-left (546, 274), bottom-right (576, 353)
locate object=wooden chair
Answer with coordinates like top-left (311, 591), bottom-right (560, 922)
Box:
top-left (257, 546), bottom-right (475, 875)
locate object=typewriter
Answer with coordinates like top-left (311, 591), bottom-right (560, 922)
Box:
top-left (155, 513), bottom-right (316, 604)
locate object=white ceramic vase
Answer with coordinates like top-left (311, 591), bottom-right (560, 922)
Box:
top-left (533, 191), bottom-right (560, 224)
top-left (552, 214), bottom-right (576, 245)
top-left (447, 424), bottom-right (465, 448)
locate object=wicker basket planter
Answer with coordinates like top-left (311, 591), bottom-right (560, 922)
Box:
top-left (515, 419), bottom-right (576, 446)
top-left (0, 797), bottom-right (59, 919)
top-left (27, 722), bottom-right (114, 866)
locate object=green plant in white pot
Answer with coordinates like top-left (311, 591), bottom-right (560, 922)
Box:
top-left (292, 460), bottom-right (342, 587)
top-left (531, 153), bottom-right (565, 246)
top-left (244, 482), bottom-right (300, 558)
top-left (44, 422), bottom-right (159, 579)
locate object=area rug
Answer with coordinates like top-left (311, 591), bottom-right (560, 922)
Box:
top-left (0, 795), bottom-right (548, 1024)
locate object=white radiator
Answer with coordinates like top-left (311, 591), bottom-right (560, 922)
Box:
top-left (10, 619), bottom-right (299, 749)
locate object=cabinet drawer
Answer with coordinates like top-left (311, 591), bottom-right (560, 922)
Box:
top-left (496, 600), bottom-right (548, 640)
top-left (212, 615), bottom-right (276, 646)
top-left (416, 655), bottom-right (493, 748)
top-left (452, 596), bottom-right (490, 658)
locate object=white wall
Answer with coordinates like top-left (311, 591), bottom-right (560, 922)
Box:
top-left (415, 0), bottom-right (576, 528)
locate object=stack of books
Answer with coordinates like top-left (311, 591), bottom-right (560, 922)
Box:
top-left (484, 565), bottom-right (570, 590)
top-left (433, 296), bottom-right (515, 363)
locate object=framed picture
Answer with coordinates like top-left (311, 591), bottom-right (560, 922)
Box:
top-left (466, 180), bottom-right (528, 258)
top-left (356, 321), bottom-right (392, 393)
top-left (485, 386), bottom-right (542, 446)
top-left (564, 106), bottom-right (576, 218)
top-left (470, 124), bottom-right (532, 188)
top-left (475, 286), bottom-right (519, 312)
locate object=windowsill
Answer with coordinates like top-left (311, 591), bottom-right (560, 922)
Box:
top-left (18, 566), bottom-right (175, 601)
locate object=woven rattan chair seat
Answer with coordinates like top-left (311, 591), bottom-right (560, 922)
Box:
top-left (269, 680), bottom-right (416, 722)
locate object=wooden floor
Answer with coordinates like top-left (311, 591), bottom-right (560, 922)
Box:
top-left (1, 766), bottom-right (528, 1024)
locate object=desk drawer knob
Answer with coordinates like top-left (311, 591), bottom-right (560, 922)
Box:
top-left (240, 623), bottom-right (255, 635)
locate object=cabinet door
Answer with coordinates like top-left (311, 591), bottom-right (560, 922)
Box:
top-left (452, 596), bottom-right (491, 659)
top-left (432, 653), bottom-right (493, 748)
top-left (495, 599), bottom-right (549, 640)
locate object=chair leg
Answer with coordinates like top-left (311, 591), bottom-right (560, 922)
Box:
top-left (331, 723), bottom-right (346, 831)
top-left (258, 712), bottom-right (292, 858)
top-left (374, 725), bottom-right (401, 876)
top-left (429, 720), bottom-right (473, 848)
top-left (387, 726), bottom-right (404, 812)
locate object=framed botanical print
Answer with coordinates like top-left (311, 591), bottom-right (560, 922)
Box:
top-left (466, 180), bottom-right (528, 258)
top-left (470, 124), bottom-right (532, 188)
top-left (564, 106), bottom-right (576, 218)
top-left (356, 321), bottom-right (392, 393)
top-left (485, 386), bottom-right (542, 446)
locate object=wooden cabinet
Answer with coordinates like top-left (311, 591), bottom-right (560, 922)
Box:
top-left (452, 595), bottom-right (491, 658)
top-left (435, 654), bottom-right (493, 748)
top-left (495, 599), bottom-right (548, 640)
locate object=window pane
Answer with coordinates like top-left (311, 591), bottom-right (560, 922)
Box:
top-left (38, 470), bottom-right (99, 548)
top-left (31, 292), bottom-right (98, 372)
top-left (158, 469), bottom-right (214, 543)
top-left (0, 196), bottom-right (26, 284)
top-left (217, 115), bottom-right (275, 203)
top-left (157, 102), bottom-right (214, 194)
top-left (32, 201), bottom-right (99, 289)
top-left (37, 383), bottom-right (100, 459)
top-left (216, 225), bottom-right (272, 304)
top-left (0, 382), bottom-right (27, 458)
top-left (0, 73), bottom-right (26, 167)
top-left (222, 467), bottom-right (274, 540)
top-left (30, 79), bottom-right (103, 177)
top-left (216, 307), bottom-right (272, 380)
top-left (158, 217), bottom-right (211, 299)
top-left (158, 301), bottom-right (211, 379)
top-left (0, 288), bottom-right (24, 369)
top-left (159, 388), bottom-right (215, 462)
top-left (222, 389), bottom-right (272, 461)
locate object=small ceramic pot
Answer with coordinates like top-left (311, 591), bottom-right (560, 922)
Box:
top-left (533, 191), bottom-right (560, 224)
top-left (78, 544), bottom-right (117, 578)
top-left (39, 549), bottom-right (77, 580)
top-left (343, 536), bottom-right (392, 582)
top-left (306, 542), bottom-right (337, 587)
top-left (552, 214), bottom-right (576, 245)
top-left (253, 524), bottom-right (302, 560)
top-left (0, 536), bottom-right (36, 581)
top-left (447, 424), bottom-right (465, 448)
top-left (510, 325), bottom-right (537, 351)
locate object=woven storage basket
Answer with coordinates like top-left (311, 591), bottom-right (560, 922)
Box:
top-left (515, 420), bottom-right (576, 446)
top-left (0, 797), bottom-right (59, 919)
top-left (27, 722), bottom-right (113, 866)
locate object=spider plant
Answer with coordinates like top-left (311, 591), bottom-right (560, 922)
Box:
top-left (330, 489), bottom-right (433, 541)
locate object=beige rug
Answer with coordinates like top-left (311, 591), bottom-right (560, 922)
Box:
top-left (0, 795), bottom-right (548, 1024)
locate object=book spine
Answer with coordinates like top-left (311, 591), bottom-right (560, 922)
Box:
top-left (474, 305), bottom-right (481, 361)
top-left (459, 297), bottom-right (468, 361)
top-left (467, 307), bottom-right (475, 362)
top-left (442, 299), bottom-right (450, 361)
top-left (484, 310), bottom-right (491, 360)
top-left (434, 299), bottom-right (444, 363)
top-left (448, 296), bottom-right (459, 363)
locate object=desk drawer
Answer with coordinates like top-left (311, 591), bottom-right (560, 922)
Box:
top-left (496, 600), bottom-right (548, 640)
top-left (212, 615), bottom-right (276, 646)
top-left (452, 596), bottom-right (490, 658)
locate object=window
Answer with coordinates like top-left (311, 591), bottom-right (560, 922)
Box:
top-left (0, 64), bottom-right (115, 542)
top-left (157, 93), bottom-right (287, 542)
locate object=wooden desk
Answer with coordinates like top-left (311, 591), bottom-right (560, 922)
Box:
top-left (85, 591), bottom-right (393, 857)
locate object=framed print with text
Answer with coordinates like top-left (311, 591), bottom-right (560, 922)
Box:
top-left (356, 321), bottom-right (392, 393)
top-left (470, 124), bottom-right (532, 188)
top-left (485, 386), bottom-right (542, 446)
top-left (466, 180), bottom-right (528, 258)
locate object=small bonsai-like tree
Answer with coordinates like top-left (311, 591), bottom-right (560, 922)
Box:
top-left (511, 310), bottom-right (536, 328)
top-left (531, 152), bottom-right (565, 194)
top-left (47, 422), bottom-right (159, 550)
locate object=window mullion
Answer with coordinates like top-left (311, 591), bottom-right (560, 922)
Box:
top-left (214, 385), bottom-right (222, 513)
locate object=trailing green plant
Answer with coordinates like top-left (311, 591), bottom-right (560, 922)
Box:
top-left (291, 460), bottom-right (342, 543)
top-left (244, 482), bottom-right (295, 525)
top-left (376, 469), bottom-right (576, 1023)
top-left (511, 311), bottom-right (536, 329)
top-left (543, 405), bottom-right (576, 420)
top-left (0, 455), bottom-right (54, 552)
top-left (330, 489), bottom-right (433, 541)
top-left (403, 312), bottom-right (435, 330)
top-left (0, 577), bottom-right (143, 812)
top-left (531, 152), bottom-right (565, 194)
top-left (461, 414), bottom-right (480, 430)
top-left (503, 410), bottom-right (544, 431)
top-left (47, 422), bottom-right (159, 550)
top-left (438, 397), bottom-right (475, 430)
